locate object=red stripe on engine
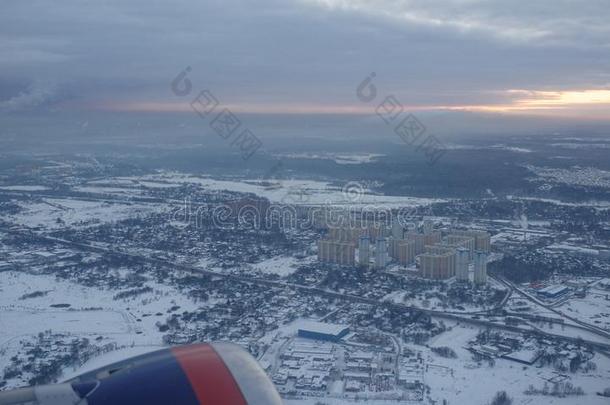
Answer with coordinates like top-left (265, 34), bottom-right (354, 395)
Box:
top-left (172, 344), bottom-right (247, 405)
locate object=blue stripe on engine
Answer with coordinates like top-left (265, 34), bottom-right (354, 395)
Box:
top-left (84, 350), bottom-right (200, 405)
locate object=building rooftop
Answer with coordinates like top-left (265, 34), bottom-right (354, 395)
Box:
top-left (298, 321), bottom-right (349, 336)
top-left (538, 285), bottom-right (569, 295)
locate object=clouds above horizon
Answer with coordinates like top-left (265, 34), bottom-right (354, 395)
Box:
top-left (304, 0), bottom-right (610, 46)
top-left (1, 0), bottom-right (609, 120)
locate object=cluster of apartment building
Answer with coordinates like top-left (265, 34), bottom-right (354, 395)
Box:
top-left (417, 228), bottom-right (490, 283)
top-left (317, 218), bottom-right (491, 284)
top-left (317, 222), bottom-right (389, 269)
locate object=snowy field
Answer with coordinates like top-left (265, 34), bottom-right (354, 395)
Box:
top-left (115, 172), bottom-right (444, 208)
top-left (559, 293), bottom-right (610, 332)
top-left (273, 152), bottom-right (385, 165)
top-left (0, 310), bottom-right (128, 344)
top-left (0, 270), bottom-right (203, 388)
top-left (249, 255), bottom-right (316, 277)
top-left (5, 198), bottom-right (167, 229)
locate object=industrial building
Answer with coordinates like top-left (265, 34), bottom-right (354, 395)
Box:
top-left (537, 285), bottom-right (570, 299)
top-left (473, 250), bottom-right (488, 284)
top-left (317, 240), bottom-right (356, 265)
top-left (298, 321), bottom-right (350, 342)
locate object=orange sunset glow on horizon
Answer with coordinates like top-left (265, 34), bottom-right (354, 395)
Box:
top-left (84, 88), bottom-right (610, 120)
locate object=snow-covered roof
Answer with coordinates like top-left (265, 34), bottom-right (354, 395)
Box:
top-left (538, 285), bottom-right (569, 295)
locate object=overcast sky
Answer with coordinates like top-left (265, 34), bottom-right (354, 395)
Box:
top-left (1, 0), bottom-right (609, 121)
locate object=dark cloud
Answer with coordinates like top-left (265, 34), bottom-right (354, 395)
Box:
top-left (0, 0), bottom-right (608, 117)
top-left (0, 80), bottom-right (61, 112)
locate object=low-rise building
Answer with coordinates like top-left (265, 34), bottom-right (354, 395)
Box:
top-left (537, 285), bottom-right (569, 299)
top-left (298, 321), bottom-right (350, 342)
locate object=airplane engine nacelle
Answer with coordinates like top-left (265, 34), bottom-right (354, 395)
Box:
top-left (0, 342), bottom-right (282, 405)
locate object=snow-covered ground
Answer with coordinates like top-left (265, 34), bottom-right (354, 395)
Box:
top-left (274, 152), bottom-right (385, 165)
top-left (263, 318), bottom-right (610, 405)
top-left (508, 196), bottom-right (610, 209)
top-left (0, 310), bottom-right (128, 343)
top-left (545, 243), bottom-right (600, 256)
top-left (284, 399), bottom-right (416, 405)
top-left (73, 186), bottom-right (141, 195)
top-left (0, 270), bottom-right (203, 388)
top-left (116, 171), bottom-right (443, 208)
top-left (446, 144), bottom-right (533, 153)
top-left (249, 255), bottom-right (315, 277)
top-left (558, 293), bottom-right (610, 332)
top-left (61, 345), bottom-right (165, 381)
top-left (5, 198), bottom-right (167, 229)
top-left (424, 323), bottom-right (610, 405)
top-left (525, 165), bottom-right (610, 189)
top-left (0, 185), bottom-right (49, 191)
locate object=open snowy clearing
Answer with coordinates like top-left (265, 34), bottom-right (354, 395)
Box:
top-left (559, 294), bottom-right (610, 332)
top-left (118, 172), bottom-right (444, 208)
top-left (249, 255), bottom-right (316, 277)
top-left (5, 198), bottom-right (166, 229)
top-left (0, 270), bottom-right (203, 384)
